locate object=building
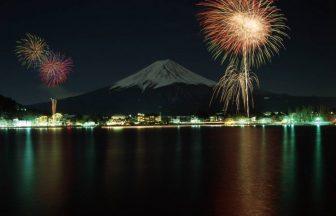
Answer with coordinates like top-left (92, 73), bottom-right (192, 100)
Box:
top-left (35, 116), bottom-right (49, 126)
top-left (106, 115), bottom-right (128, 126)
top-left (13, 119), bottom-right (32, 127)
top-left (170, 116), bottom-right (181, 124)
top-left (155, 115), bottom-right (162, 124)
top-left (49, 113), bottom-right (64, 126)
top-left (137, 113), bottom-right (145, 124)
top-left (190, 116), bottom-right (201, 124)
top-left (145, 115), bottom-right (156, 124)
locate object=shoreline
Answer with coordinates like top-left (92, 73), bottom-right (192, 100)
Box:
top-left (1, 123), bottom-right (333, 130)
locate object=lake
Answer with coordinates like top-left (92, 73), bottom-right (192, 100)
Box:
top-left (0, 126), bottom-right (335, 215)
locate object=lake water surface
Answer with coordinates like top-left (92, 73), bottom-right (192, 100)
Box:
top-left (1, 126), bottom-right (336, 215)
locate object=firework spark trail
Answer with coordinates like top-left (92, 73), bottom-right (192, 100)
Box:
top-left (198, 0), bottom-right (288, 116)
top-left (40, 52), bottom-right (73, 87)
top-left (198, 0), bottom-right (287, 66)
top-left (212, 64), bottom-right (259, 113)
top-left (15, 33), bottom-right (49, 69)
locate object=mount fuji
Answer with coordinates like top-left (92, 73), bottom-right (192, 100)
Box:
top-left (30, 59), bottom-right (336, 115)
top-left (111, 59), bottom-right (215, 91)
top-left (31, 60), bottom-right (220, 115)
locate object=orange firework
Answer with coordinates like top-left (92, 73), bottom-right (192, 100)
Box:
top-left (198, 0), bottom-right (288, 66)
top-left (15, 33), bottom-right (49, 69)
top-left (198, 0), bottom-right (288, 117)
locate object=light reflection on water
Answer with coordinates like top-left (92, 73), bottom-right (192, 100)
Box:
top-left (237, 127), bottom-right (274, 216)
top-left (0, 127), bottom-right (335, 215)
top-left (20, 129), bottom-right (34, 211)
top-left (313, 126), bottom-right (323, 213)
top-left (281, 126), bottom-right (297, 215)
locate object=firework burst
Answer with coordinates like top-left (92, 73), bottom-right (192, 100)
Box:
top-left (198, 0), bottom-right (288, 116)
top-left (15, 33), bottom-right (49, 69)
top-left (212, 64), bottom-right (259, 113)
top-left (198, 0), bottom-right (287, 66)
top-left (40, 52), bottom-right (73, 87)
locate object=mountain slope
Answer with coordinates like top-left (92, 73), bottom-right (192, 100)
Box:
top-left (0, 95), bottom-right (19, 114)
top-left (32, 84), bottom-right (216, 115)
top-left (111, 59), bottom-right (215, 91)
top-left (254, 91), bottom-right (336, 112)
top-left (0, 94), bottom-right (28, 117)
top-left (30, 59), bottom-right (336, 115)
top-left (31, 60), bottom-right (218, 115)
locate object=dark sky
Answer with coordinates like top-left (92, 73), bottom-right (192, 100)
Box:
top-left (0, 0), bottom-right (335, 104)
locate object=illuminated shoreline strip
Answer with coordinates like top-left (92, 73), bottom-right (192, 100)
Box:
top-left (0, 122), bottom-right (333, 130)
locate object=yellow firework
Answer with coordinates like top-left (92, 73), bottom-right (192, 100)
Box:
top-left (212, 64), bottom-right (259, 113)
top-left (15, 33), bottom-right (49, 69)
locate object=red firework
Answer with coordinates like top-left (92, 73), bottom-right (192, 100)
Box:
top-left (40, 53), bottom-right (73, 87)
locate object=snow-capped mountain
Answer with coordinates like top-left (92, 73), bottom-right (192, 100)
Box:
top-left (31, 60), bottom-right (219, 115)
top-left (111, 59), bottom-right (216, 91)
top-left (30, 57), bottom-right (336, 115)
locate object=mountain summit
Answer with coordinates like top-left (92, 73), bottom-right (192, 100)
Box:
top-left (30, 59), bottom-right (336, 115)
top-left (111, 59), bottom-right (216, 91)
top-left (31, 60), bottom-right (219, 115)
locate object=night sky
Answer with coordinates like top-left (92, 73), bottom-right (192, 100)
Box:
top-left (0, 0), bottom-right (335, 104)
